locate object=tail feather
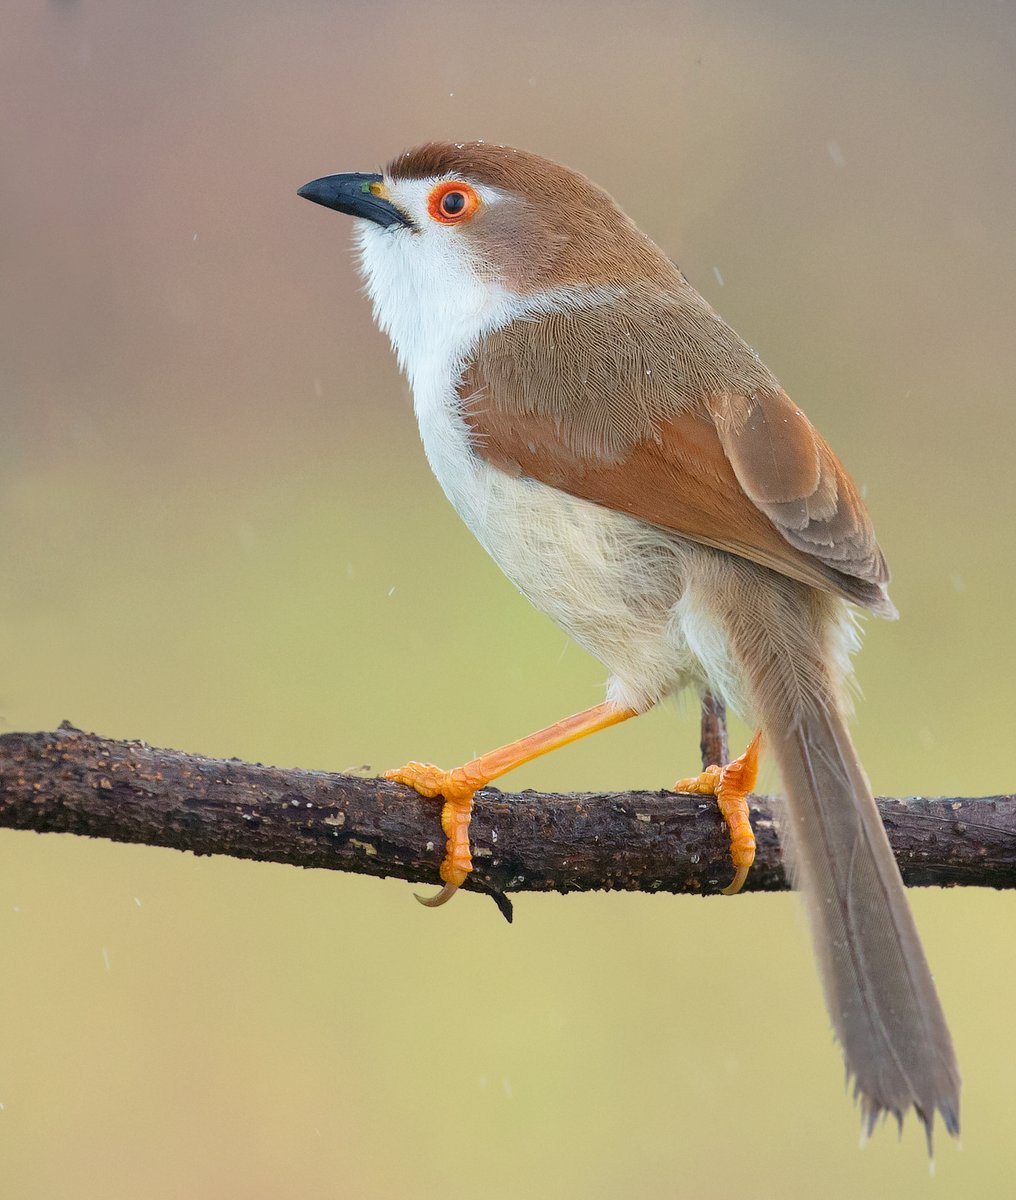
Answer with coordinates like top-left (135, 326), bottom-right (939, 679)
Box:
top-left (767, 700), bottom-right (960, 1143)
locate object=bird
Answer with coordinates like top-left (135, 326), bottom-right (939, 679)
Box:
top-left (298, 141), bottom-right (960, 1143)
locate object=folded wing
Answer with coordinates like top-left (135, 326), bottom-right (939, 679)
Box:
top-left (461, 291), bottom-right (893, 617)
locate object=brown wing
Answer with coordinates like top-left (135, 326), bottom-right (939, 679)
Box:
top-left (461, 294), bottom-right (894, 617)
top-left (706, 389), bottom-right (891, 603)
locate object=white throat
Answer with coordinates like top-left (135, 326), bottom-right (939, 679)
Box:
top-left (354, 218), bottom-right (518, 394)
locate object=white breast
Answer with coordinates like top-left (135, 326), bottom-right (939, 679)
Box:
top-left (354, 214), bottom-right (716, 712)
top-left (411, 341), bottom-right (714, 711)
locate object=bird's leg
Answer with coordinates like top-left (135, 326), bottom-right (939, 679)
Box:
top-left (385, 701), bottom-right (639, 907)
top-left (698, 690), bottom-right (730, 773)
top-left (676, 696), bottom-right (760, 895)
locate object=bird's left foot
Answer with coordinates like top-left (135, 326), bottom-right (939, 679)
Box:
top-left (383, 703), bottom-right (640, 909)
top-left (383, 761), bottom-right (483, 906)
top-left (675, 731), bottom-right (761, 895)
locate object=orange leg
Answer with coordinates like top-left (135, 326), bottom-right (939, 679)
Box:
top-left (385, 702), bottom-right (638, 906)
top-left (675, 730), bottom-right (761, 896)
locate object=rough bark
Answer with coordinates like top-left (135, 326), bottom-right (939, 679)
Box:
top-left (0, 720), bottom-right (1012, 916)
top-left (1, 725), bottom-right (1013, 918)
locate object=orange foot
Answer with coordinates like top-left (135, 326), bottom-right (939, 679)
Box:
top-left (384, 703), bottom-right (640, 909)
top-left (383, 761), bottom-right (484, 907)
top-left (675, 731), bottom-right (761, 896)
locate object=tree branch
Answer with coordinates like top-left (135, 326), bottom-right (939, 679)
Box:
top-left (0, 724), bottom-right (1013, 918)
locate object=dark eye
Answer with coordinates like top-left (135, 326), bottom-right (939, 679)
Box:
top-left (428, 181), bottom-right (481, 224)
top-left (440, 191), bottom-right (467, 216)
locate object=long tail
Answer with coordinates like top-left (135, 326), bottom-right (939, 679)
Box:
top-left (763, 695), bottom-right (961, 1142)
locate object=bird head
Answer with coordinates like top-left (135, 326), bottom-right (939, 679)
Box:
top-left (298, 141), bottom-right (674, 378)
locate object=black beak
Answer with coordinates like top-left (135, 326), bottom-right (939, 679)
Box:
top-left (297, 172), bottom-right (411, 228)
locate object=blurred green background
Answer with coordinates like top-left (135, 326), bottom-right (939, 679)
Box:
top-left (2, 1), bottom-right (1014, 1196)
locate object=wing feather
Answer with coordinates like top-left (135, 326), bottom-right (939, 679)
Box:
top-left (461, 289), bottom-right (894, 617)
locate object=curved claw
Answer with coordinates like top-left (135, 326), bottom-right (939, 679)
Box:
top-left (721, 864), bottom-right (750, 897)
top-left (414, 882), bottom-right (459, 908)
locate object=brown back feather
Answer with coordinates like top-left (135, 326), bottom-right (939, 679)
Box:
top-left (461, 282), bottom-right (893, 614)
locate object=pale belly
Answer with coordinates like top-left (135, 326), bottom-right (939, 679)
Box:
top-left (415, 389), bottom-right (713, 711)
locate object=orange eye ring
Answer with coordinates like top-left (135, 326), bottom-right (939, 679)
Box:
top-left (428, 181), bottom-right (481, 224)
